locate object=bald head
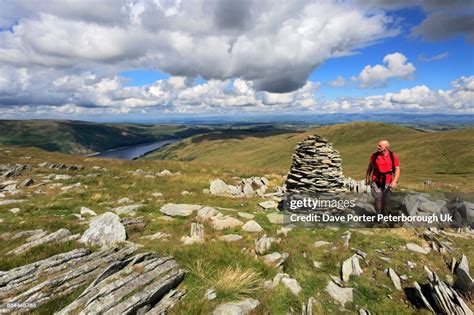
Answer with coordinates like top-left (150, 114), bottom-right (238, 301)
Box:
top-left (377, 140), bottom-right (390, 153)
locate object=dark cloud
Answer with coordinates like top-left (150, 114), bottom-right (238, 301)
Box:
top-left (214, 0), bottom-right (252, 30)
top-left (411, 11), bottom-right (474, 43)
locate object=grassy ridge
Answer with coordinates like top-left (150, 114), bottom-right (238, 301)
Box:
top-left (145, 122), bottom-right (474, 191)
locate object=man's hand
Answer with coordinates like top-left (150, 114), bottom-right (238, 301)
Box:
top-left (365, 177), bottom-right (370, 185)
top-left (390, 182), bottom-right (397, 190)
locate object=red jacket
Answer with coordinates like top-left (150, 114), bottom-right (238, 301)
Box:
top-left (369, 151), bottom-right (399, 185)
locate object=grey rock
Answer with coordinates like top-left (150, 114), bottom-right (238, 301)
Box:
top-left (211, 216), bottom-right (243, 230)
top-left (406, 243), bottom-right (431, 255)
top-left (263, 252), bottom-right (289, 268)
top-left (218, 234), bottom-right (243, 242)
top-left (281, 276), bottom-right (302, 296)
top-left (160, 203), bottom-right (201, 217)
top-left (388, 268), bottom-right (402, 291)
top-left (181, 222), bottom-right (205, 245)
top-left (241, 220), bottom-right (263, 233)
top-left (341, 254), bottom-right (363, 282)
top-left (9, 207), bottom-right (20, 214)
top-left (212, 298), bottom-right (260, 315)
top-left (255, 235), bottom-right (274, 255)
top-left (79, 212), bottom-right (127, 247)
top-left (267, 213), bottom-right (284, 224)
top-left (258, 200), bottom-right (278, 209)
top-left (325, 280), bottom-right (353, 306)
top-left (112, 204), bottom-right (144, 215)
top-left (80, 207), bottom-right (97, 216)
top-left (210, 179), bottom-right (230, 195)
top-left (205, 288), bottom-right (217, 300)
top-left (237, 212), bottom-right (255, 219)
top-left (7, 228), bottom-right (72, 255)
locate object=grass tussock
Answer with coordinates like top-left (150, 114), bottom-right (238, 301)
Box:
top-left (187, 259), bottom-right (263, 300)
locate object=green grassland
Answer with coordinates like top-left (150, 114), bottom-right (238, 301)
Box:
top-left (0, 143), bottom-right (473, 314)
top-left (145, 122), bottom-right (474, 191)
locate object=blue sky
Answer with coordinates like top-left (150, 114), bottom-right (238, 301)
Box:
top-left (0, 0), bottom-right (472, 120)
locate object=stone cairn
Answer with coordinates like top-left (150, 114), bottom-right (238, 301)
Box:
top-left (285, 135), bottom-right (346, 195)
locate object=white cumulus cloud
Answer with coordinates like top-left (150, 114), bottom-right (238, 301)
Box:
top-left (354, 52), bottom-right (416, 88)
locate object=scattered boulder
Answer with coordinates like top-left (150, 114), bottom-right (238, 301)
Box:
top-left (210, 179), bottom-right (229, 195)
top-left (213, 298), bottom-right (260, 315)
top-left (211, 216), bottom-right (243, 230)
top-left (341, 231), bottom-right (351, 248)
top-left (325, 280), bottom-right (353, 306)
top-left (79, 212), bottom-right (127, 247)
top-left (9, 208), bottom-right (20, 214)
top-left (238, 212), bottom-right (255, 219)
top-left (267, 213), bottom-right (284, 224)
top-left (80, 207), bottom-right (97, 216)
top-left (160, 203), bottom-right (201, 217)
top-left (388, 268), bottom-right (402, 291)
top-left (264, 273), bottom-right (302, 296)
top-left (255, 235), bottom-right (274, 255)
top-left (38, 162), bottom-right (84, 171)
top-left (209, 177), bottom-right (269, 198)
top-left (181, 222), bottom-right (205, 245)
top-left (205, 288), bottom-right (217, 300)
top-left (263, 252), bottom-right (289, 268)
top-left (112, 204), bottom-right (144, 216)
top-left (242, 220), bottom-right (263, 233)
top-left (258, 200), bottom-right (278, 210)
top-left (341, 254), bottom-right (363, 282)
top-left (19, 178), bottom-right (34, 187)
top-left (406, 243), bottom-right (431, 255)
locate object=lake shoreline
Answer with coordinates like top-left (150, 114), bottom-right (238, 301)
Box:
top-left (87, 139), bottom-right (178, 160)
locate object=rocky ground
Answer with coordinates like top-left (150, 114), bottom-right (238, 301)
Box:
top-left (0, 145), bottom-right (473, 314)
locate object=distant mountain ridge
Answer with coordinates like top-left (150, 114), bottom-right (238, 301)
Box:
top-left (0, 120), bottom-right (213, 155)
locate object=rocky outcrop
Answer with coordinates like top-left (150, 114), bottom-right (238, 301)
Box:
top-left (285, 135), bottom-right (346, 194)
top-left (0, 164), bottom-right (31, 178)
top-left (0, 246), bottom-right (186, 314)
top-left (209, 177), bottom-right (269, 197)
top-left (7, 228), bottom-right (79, 255)
top-left (413, 267), bottom-right (472, 315)
top-left (38, 162), bottom-right (84, 171)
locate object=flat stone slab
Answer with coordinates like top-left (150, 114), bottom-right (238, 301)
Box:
top-left (213, 298), bottom-right (260, 315)
top-left (160, 203), bottom-right (202, 217)
top-left (218, 234), bottom-right (243, 242)
top-left (267, 213), bottom-right (284, 224)
top-left (325, 280), bottom-right (353, 306)
top-left (406, 243), bottom-right (431, 255)
top-left (112, 204), bottom-right (144, 215)
top-left (242, 220), bottom-right (263, 233)
top-left (258, 200), bottom-right (279, 209)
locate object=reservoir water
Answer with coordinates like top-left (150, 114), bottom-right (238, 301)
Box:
top-left (90, 139), bottom-right (177, 160)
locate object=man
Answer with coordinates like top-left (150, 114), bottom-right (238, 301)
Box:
top-left (365, 140), bottom-right (400, 214)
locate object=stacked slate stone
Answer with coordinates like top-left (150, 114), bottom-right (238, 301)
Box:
top-left (285, 135), bottom-right (346, 194)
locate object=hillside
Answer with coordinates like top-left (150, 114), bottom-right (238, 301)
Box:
top-left (0, 144), bottom-right (473, 314)
top-left (144, 122), bottom-right (474, 191)
top-left (0, 120), bottom-right (215, 155)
